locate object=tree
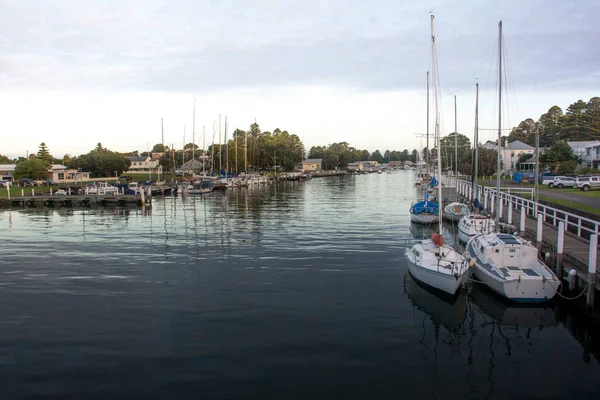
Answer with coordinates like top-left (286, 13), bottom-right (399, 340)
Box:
top-left (0, 154), bottom-right (11, 164)
top-left (94, 143), bottom-right (106, 152)
top-left (152, 144), bottom-right (168, 153)
top-left (411, 149), bottom-right (418, 163)
top-left (439, 133), bottom-right (472, 174)
top-left (14, 158), bottom-right (50, 179)
top-left (538, 106), bottom-right (563, 147)
top-left (36, 142), bottom-right (53, 162)
top-left (478, 148), bottom-right (501, 177)
top-left (371, 150), bottom-right (384, 163)
top-left (557, 160), bottom-right (577, 175)
top-left (541, 140), bottom-right (578, 171)
top-left (69, 148), bottom-right (131, 177)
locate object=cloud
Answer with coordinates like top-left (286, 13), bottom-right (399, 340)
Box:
top-left (1, 0), bottom-right (598, 94)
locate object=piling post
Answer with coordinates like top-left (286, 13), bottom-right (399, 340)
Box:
top-left (520, 206), bottom-right (526, 234)
top-left (587, 234), bottom-right (597, 308)
top-left (32, 188), bottom-right (35, 197)
top-left (499, 195), bottom-right (503, 220)
top-left (536, 213), bottom-right (543, 252)
top-left (7, 182), bottom-right (10, 200)
top-left (490, 195), bottom-right (494, 215)
top-left (50, 188), bottom-right (53, 196)
top-left (556, 221), bottom-right (565, 277)
top-left (140, 186), bottom-right (145, 206)
top-left (484, 191), bottom-right (488, 210)
top-left (21, 189), bottom-right (24, 197)
top-left (507, 201), bottom-right (512, 224)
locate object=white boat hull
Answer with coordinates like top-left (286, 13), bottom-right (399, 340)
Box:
top-left (407, 258), bottom-right (463, 296)
top-left (410, 213), bottom-right (439, 225)
top-left (466, 234), bottom-right (560, 303)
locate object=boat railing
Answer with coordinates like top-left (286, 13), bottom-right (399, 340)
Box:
top-left (443, 175), bottom-right (600, 239)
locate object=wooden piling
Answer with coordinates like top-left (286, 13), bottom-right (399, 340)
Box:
top-left (588, 234), bottom-right (597, 307)
top-left (520, 206), bottom-right (526, 234)
top-left (507, 201), bottom-right (512, 224)
top-left (536, 213), bottom-right (543, 252)
top-left (557, 221), bottom-right (565, 277)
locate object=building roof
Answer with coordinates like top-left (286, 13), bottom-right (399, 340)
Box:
top-left (180, 159), bottom-right (204, 169)
top-left (303, 158), bottom-right (323, 163)
top-left (126, 156), bottom-right (149, 162)
top-left (506, 140), bottom-right (534, 150)
top-left (50, 164), bottom-right (67, 170)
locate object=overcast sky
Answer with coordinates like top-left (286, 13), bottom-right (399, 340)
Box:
top-left (1, 0), bottom-right (598, 159)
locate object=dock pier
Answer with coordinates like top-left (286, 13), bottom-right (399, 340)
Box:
top-left (446, 176), bottom-right (599, 309)
top-left (9, 194), bottom-right (148, 208)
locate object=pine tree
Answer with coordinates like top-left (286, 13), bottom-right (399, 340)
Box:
top-left (37, 142), bottom-right (52, 162)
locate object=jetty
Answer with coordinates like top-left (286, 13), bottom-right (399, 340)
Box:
top-left (8, 194), bottom-right (148, 208)
top-left (445, 176), bottom-right (599, 308)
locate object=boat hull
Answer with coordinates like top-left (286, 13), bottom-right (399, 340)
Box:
top-left (467, 239), bottom-right (559, 303)
top-left (410, 213), bottom-right (439, 225)
top-left (406, 258), bottom-right (463, 296)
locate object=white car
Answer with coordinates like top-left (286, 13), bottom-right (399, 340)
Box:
top-left (54, 189), bottom-right (68, 196)
top-left (547, 176), bottom-right (576, 188)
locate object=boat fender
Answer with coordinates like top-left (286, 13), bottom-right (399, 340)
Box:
top-left (469, 257), bottom-right (477, 268)
top-left (431, 233), bottom-right (444, 247)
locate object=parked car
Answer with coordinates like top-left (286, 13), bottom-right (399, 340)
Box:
top-left (54, 189), bottom-right (68, 196)
top-left (44, 179), bottom-right (57, 186)
top-left (575, 176), bottom-right (600, 191)
top-left (0, 180), bottom-right (8, 188)
top-left (33, 179), bottom-right (45, 186)
top-left (20, 178), bottom-right (34, 187)
top-left (547, 176), bottom-right (576, 189)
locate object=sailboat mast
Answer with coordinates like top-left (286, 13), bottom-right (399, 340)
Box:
top-left (202, 126), bottom-right (206, 174)
top-left (454, 95), bottom-right (458, 179)
top-left (192, 99), bottom-right (196, 166)
top-left (161, 118), bottom-right (164, 180)
top-left (235, 127), bottom-right (238, 173)
top-left (426, 71), bottom-right (430, 168)
top-left (431, 15), bottom-right (443, 235)
top-left (472, 83), bottom-right (479, 200)
top-left (496, 21), bottom-right (503, 231)
top-left (225, 116), bottom-right (228, 173)
top-left (244, 130), bottom-right (248, 172)
top-left (219, 114), bottom-right (222, 172)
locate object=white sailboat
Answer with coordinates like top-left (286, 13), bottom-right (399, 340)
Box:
top-left (405, 15), bottom-right (469, 296)
top-left (458, 82), bottom-right (494, 241)
top-left (466, 21), bottom-right (560, 303)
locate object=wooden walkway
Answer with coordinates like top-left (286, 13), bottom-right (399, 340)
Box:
top-left (9, 194), bottom-right (147, 207)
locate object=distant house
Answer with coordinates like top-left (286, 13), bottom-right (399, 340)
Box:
top-left (48, 164), bottom-right (91, 182)
top-left (568, 141), bottom-right (600, 168)
top-left (347, 161), bottom-right (365, 171)
top-left (302, 158), bottom-right (322, 171)
top-left (501, 140), bottom-right (535, 173)
top-left (389, 161), bottom-right (404, 168)
top-left (582, 143), bottom-right (600, 168)
top-left (0, 164), bottom-right (16, 181)
top-left (125, 156), bottom-right (163, 175)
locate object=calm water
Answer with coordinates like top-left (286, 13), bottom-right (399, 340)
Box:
top-left (0, 172), bottom-right (599, 399)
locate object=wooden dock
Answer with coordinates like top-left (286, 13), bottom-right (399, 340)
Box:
top-left (9, 194), bottom-right (148, 207)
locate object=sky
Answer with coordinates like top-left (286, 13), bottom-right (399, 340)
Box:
top-left (1, 0), bottom-right (599, 159)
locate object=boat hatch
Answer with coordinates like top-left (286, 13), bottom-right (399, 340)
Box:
top-left (522, 269), bottom-right (539, 277)
top-left (498, 234), bottom-right (520, 245)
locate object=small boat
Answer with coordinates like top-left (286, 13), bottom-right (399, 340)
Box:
top-left (466, 233), bottom-right (560, 303)
top-left (410, 195), bottom-right (439, 225)
top-left (458, 214), bottom-right (495, 243)
top-left (444, 202), bottom-right (469, 222)
top-left (405, 233), bottom-right (469, 296)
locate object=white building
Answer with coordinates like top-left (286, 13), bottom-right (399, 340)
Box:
top-left (48, 164), bottom-right (91, 182)
top-left (501, 140), bottom-right (535, 173)
top-left (0, 164), bottom-right (16, 181)
top-left (125, 156), bottom-right (163, 175)
top-left (568, 141), bottom-right (600, 169)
